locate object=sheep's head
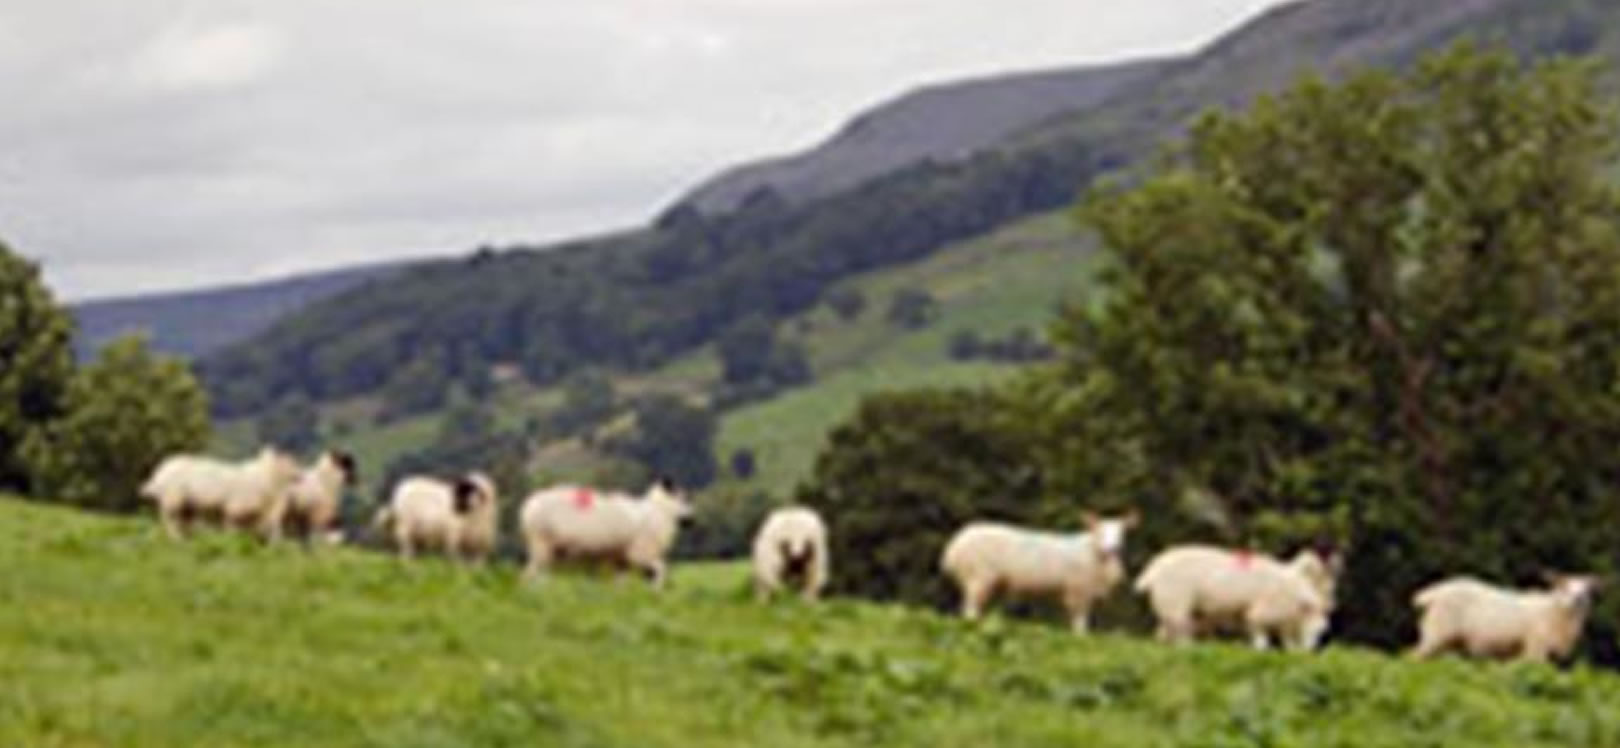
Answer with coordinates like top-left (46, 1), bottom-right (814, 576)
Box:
top-left (1289, 546), bottom-right (1342, 604)
top-left (1084, 509), bottom-right (1138, 562)
top-left (647, 475), bottom-right (694, 525)
top-left (329, 451), bottom-right (359, 487)
top-left (452, 473), bottom-right (498, 515)
top-left (1545, 573), bottom-right (1601, 612)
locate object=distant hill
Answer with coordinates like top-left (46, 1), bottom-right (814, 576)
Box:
top-left (678, 60), bottom-right (1168, 215)
top-left (200, 0), bottom-right (1618, 418)
top-left (72, 262), bottom-right (408, 360)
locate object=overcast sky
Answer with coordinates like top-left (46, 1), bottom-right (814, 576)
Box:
top-left (1, 0), bottom-right (1286, 302)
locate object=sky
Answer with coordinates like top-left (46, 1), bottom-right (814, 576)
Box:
top-left (1, 0), bottom-right (1287, 302)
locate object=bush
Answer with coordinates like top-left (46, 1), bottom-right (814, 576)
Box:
top-left (22, 337), bottom-right (211, 512)
top-left (795, 389), bottom-right (1056, 607)
top-left (825, 287), bottom-right (867, 321)
top-left (886, 288), bottom-right (939, 330)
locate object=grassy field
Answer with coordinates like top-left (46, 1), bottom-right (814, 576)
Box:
top-left (7, 497), bottom-right (1620, 747)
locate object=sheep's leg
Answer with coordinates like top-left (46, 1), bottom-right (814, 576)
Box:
top-left (160, 498), bottom-right (187, 541)
top-left (648, 559), bottom-right (669, 590)
top-left (754, 574), bottom-right (777, 602)
top-left (396, 529), bottom-right (416, 561)
top-left (1518, 640), bottom-right (1552, 665)
top-left (1065, 589), bottom-right (1093, 635)
top-left (1410, 628), bottom-right (1450, 660)
top-left (522, 536), bottom-right (553, 582)
top-left (958, 576), bottom-right (994, 621)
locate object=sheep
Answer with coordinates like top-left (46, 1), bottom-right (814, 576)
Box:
top-left (141, 447), bottom-right (303, 541)
top-left (939, 511), bottom-right (1137, 634)
top-left (1410, 574), bottom-right (1601, 663)
top-left (751, 506), bottom-right (830, 602)
top-left (1133, 544), bottom-right (1338, 651)
top-left (373, 472), bottom-right (499, 564)
top-left (284, 450), bottom-right (358, 545)
top-left (519, 477), bottom-right (693, 589)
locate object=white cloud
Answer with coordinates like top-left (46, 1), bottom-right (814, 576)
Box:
top-left (0, 0), bottom-right (1286, 301)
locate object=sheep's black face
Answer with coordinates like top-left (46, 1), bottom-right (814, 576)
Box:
top-left (334, 451), bottom-right (359, 486)
top-left (452, 480), bottom-right (479, 514)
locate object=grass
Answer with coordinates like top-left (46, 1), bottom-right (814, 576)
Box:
top-left (716, 210), bottom-right (1101, 496)
top-left (6, 497), bottom-right (1620, 746)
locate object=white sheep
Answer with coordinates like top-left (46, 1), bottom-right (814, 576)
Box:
top-left (1411, 574), bottom-right (1601, 663)
top-left (519, 478), bottom-right (693, 589)
top-left (141, 447), bottom-right (303, 541)
top-left (374, 472), bottom-right (499, 564)
top-left (284, 450), bottom-right (357, 544)
top-left (1134, 545), bottom-right (1338, 651)
top-left (751, 506), bottom-right (830, 602)
top-left (939, 511), bottom-right (1137, 634)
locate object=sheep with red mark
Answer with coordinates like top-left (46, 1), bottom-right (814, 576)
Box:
top-left (1134, 544), bottom-right (1339, 651)
top-left (519, 477), bottom-right (693, 588)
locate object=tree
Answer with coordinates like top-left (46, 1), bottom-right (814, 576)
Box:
top-left (378, 349), bottom-right (450, 423)
top-left (607, 394), bottom-right (718, 489)
top-left (729, 448), bottom-right (757, 479)
top-left (1052, 45), bottom-right (1620, 650)
top-left (717, 316), bottom-right (776, 385)
top-left (549, 369), bottom-right (617, 435)
top-left (886, 288), bottom-right (939, 330)
top-left (947, 330), bottom-right (982, 361)
top-left (825, 287), bottom-right (867, 321)
top-left (0, 242), bottom-right (73, 493)
top-left (256, 393), bottom-right (319, 453)
top-left (438, 388), bottom-right (495, 446)
top-left (22, 336), bottom-right (210, 512)
top-left (796, 389), bottom-right (1056, 607)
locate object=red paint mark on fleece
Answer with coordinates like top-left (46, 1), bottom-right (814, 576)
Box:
top-left (1232, 550), bottom-right (1256, 569)
top-left (573, 487), bottom-right (595, 510)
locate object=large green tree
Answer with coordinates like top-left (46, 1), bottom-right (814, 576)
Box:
top-left (1052, 45), bottom-right (1620, 648)
top-left (22, 336), bottom-right (210, 512)
top-left (0, 243), bottom-right (74, 493)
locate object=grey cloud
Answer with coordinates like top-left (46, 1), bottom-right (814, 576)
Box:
top-left (0, 0), bottom-right (1284, 301)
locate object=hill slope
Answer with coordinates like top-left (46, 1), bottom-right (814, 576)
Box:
top-left (200, 0), bottom-right (1620, 421)
top-left (680, 60), bottom-right (1167, 215)
top-left (5, 498), bottom-right (1620, 746)
top-left (73, 262), bottom-right (408, 359)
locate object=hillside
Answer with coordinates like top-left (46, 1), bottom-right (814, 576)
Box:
top-left (6, 497), bottom-right (1620, 746)
top-left (679, 60), bottom-right (1168, 215)
top-left (197, 0), bottom-right (1620, 424)
top-left (72, 261), bottom-right (408, 360)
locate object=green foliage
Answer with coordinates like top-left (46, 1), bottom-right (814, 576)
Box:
top-left (21, 337), bottom-right (210, 512)
top-left (677, 486), bottom-right (774, 560)
top-left (10, 498), bottom-right (1620, 746)
top-left (549, 369), bottom-right (618, 436)
top-left (0, 242), bottom-right (73, 492)
top-left (255, 393), bottom-right (319, 453)
top-left (605, 395), bottom-right (719, 488)
top-left (796, 389), bottom-right (1052, 607)
top-left (825, 287), bottom-right (867, 321)
top-left (886, 287), bottom-right (940, 330)
top-left (718, 316), bottom-right (777, 385)
top-left (1052, 45), bottom-right (1620, 649)
top-left (377, 349), bottom-right (452, 424)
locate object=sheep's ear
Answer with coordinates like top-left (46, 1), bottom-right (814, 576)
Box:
top-left (1082, 511), bottom-right (1099, 529)
top-left (656, 474), bottom-right (677, 493)
top-left (1122, 509), bottom-right (1140, 528)
top-left (1541, 570), bottom-right (1568, 588)
top-left (335, 452), bottom-right (359, 482)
